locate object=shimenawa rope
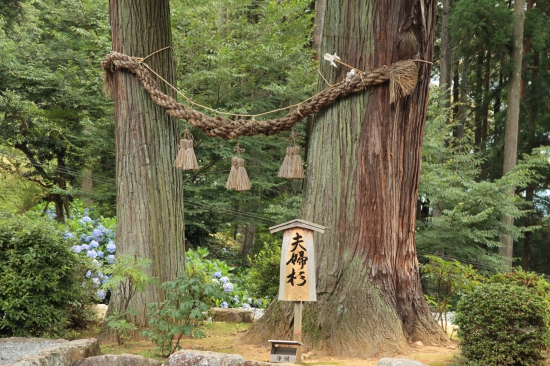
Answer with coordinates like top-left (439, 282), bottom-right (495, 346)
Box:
top-left (102, 51), bottom-right (420, 140)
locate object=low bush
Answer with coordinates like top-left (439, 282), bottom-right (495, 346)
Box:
top-left (142, 268), bottom-right (222, 357)
top-left (0, 213), bottom-right (92, 337)
top-left (247, 242), bottom-right (280, 300)
top-left (455, 280), bottom-right (550, 366)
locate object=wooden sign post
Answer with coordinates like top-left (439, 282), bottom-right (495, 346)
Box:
top-left (269, 219), bottom-right (325, 363)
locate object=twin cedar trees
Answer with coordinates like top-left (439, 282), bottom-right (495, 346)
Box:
top-left (174, 134), bottom-right (305, 190)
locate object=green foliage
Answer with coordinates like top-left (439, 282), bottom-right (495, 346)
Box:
top-left (487, 269), bottom-right (550, 298)
top-left (102, 255), bottom-right (156, 345)
top-left (420, 255), bottom-right (483, 334)
top-left (455, 282), bottom-right (550, 365)
top-left (417, 87), bottom-right (547, 266)
top-left (247, 242), bottom-right (281, 300)
top-left (0, 0), bottom-right (115, 218)
top-left (171, 0), bottom-right (315, 246)
top-left (0, 213), bottom-right (91, 337)
top-left (142, 271), bottom-right (222, 357)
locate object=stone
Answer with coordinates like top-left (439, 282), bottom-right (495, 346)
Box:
top-left (7, 338), bottom-right (100, 366)
top-left (72, 354), bottom-right (161, 366)
top-left (378, 358), bottom-right (428, 366)
top-left (166, 350), bottom-right (244, 366)
top-left (244, 361), bottom-right (294, 366)
top-left (92, 304), bottom-right (108, 325)
top-left (412, 341), bottom-right (423, 347)
top-left (210, 308), bottom-right (254, 324)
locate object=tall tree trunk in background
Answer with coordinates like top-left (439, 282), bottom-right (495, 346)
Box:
top-left (499, 0), bottom-right (525, 266)
top-left (100, 0), bottom-right (186, 341)
top-left (82, 167), bottom-right (93, 207)
top-left (440, 0), bottom-right (452, 105)
top-left (457, 58), bottom-right (469, 140)
top-left (241, 223), bottom-right (256, 267)
top-left (245, 1), bottom-right (446, 356)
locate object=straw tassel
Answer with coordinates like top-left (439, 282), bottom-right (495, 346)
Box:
top-left (174, 130), bottom-right (198, 170)
top-left (278, 145), bottom-right (305, 179)
top-left (226, 144), bottom-right (251, 191)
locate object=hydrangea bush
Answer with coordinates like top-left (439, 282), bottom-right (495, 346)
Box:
top-left (35, 200), bottom-right (116, 303)
top-left (186, 247), bottom-right (268, 309)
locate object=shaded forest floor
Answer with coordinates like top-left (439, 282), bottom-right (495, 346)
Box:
top-left (81, 322), bottom-right (461, 365)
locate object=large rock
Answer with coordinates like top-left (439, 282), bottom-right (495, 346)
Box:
top-left (72, 354), bottom-right (161, 366)
top-left (377, 358), bottom-right (428, 366)
top-left (210, 308), bottom-right (254, 323)
top-left (166, 350), bottom-right (244, 366)
top-left (5, 338), bottom-right (100, 366)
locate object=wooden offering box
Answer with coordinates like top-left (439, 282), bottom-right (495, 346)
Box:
top-left (268, 340), bottom-right (302, 363)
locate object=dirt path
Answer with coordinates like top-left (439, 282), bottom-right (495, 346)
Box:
top-left (96, 322), bottom-right (459, 365)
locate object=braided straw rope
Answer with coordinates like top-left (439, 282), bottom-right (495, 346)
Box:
top-left (102, 52), bottom-right (418, 140)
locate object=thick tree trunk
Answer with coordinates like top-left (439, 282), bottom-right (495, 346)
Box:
top-left (100, 0), bottom-right (186, 341)
top-left (499, 0), bottom-right (525, 266)
top-left (244, 0), bottom-right (446, 357)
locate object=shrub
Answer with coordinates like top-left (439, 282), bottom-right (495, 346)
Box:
top-left (420, 255), bottom-right (483, 333)
top-left (102, 255), bottom-right (155, 345)
top-left (247, 242), bottom-right (280, 300)
top-left (0, 213), bottom-right (90, 337)
top-left (142, 268), bottom-right (222, 357)
top-left (455, 282), bottom-right (550, 366)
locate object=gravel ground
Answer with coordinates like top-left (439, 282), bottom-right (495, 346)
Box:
top-left (0, 338), bottom-right (67, 365)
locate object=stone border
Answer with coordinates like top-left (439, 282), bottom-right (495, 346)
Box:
top-left (5, 339), bottom-right (100, 366)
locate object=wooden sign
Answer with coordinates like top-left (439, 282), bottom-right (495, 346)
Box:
top-left (269, 219), bottom-right (325, 302)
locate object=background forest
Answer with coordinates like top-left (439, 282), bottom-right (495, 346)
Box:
top-left (1, 0), bottom-right (550, 276)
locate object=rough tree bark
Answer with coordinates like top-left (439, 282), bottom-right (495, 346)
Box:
top-left (100, 0), bottom-right (186, 341)
top-left (499, 0), bottom-right (525, 266)
top-left (244, 0), bottom-right (446, 357)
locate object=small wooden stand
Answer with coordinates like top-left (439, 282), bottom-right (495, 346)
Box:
top-left (294, 301), bottom-right (302, 362)
top-left (269, 340), bottom-right (303, 363)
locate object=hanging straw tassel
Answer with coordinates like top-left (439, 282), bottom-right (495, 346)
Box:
top-left (174, 130), bottom-right (198, 170)
top-left (226, 144), bottom-right (251, 191)
top-left (278, 146), bottom-right (305, 179)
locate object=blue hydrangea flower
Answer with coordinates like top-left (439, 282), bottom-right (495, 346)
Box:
top-left (107, 255), bottom-right (115, 264)
top-left (221, 301), bottom-right (229, 308)
top-left (222, 248), bottom-right (227, 252)
top-left (80, 244), bottom-right (89, 251)
top-left (87, 250), bottom-right (98, 258)
top-left (89, 240), bottom-right (100, 249)
top-left (71, 245), bottom-right (82, 253)
top-left (49, 212), bottom-right (57, 220)
top-left (79, 216), bottom-right (92, 225)
top-left (248, 297), bottom-right (252, 303)
top-left (223, 282), bottom-right (234, 292)
top-left (242, 303), bottom-right (251, 310)
top-left (84, 208), bottom-right (89, 215)
top-left (96, 289), bottom-right (106, 300)
top-left (85, 270), bottom-right (92, 278)
top-left (80, 233), bottom-right (87, 242)
top-left (106, 241), bottom-right (116, 253)
top-left (92, 277), bottom-right (101, 286)
top-left (92, 229), bottom-right (102, 240)
top-left (97, 250), bottom-right (104, 258)
top-left (220, 276), bottom-right (229, 284)
top-left (257, 298), bottom-right (263, 305)
top-left (233, 295), bottom-right (239, 303)
top-left (213, 271), bottom-right (222, 279)
top-left (62, 232), bottom-right (74, 239)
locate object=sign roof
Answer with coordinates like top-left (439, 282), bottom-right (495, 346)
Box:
top-left (269, 219), bottom-right (326, 234)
